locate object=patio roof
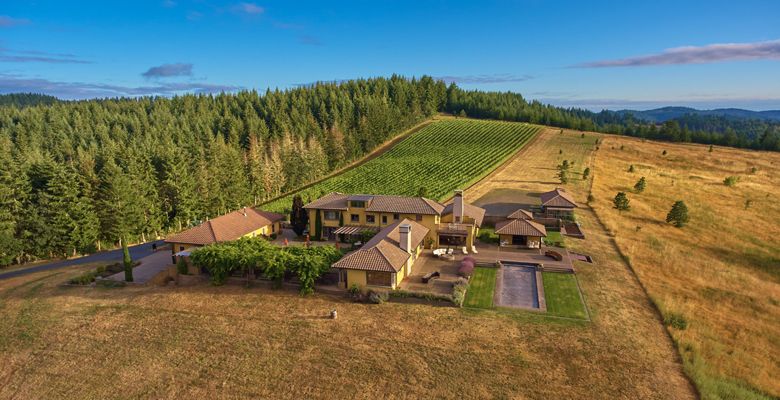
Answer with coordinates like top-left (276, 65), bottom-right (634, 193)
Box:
top-left (333, 225), bottom-right (380, 235)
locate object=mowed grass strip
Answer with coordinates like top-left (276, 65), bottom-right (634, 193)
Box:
top-left (463, 267), bottom-right (497, 308)
top-left (542, 272), bottom-right (587, 319)
top-left (263, 119), bottom-right (539, 213)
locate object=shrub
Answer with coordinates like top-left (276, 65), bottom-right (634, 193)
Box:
top-left (587, 194), bottom-right (595, 203)
top-left (723, 176), bottom-right (739, 187)
top-left (662, 150), bottom-right (667, 156)
top-left (582, 167), bottom-right (590, 180)
top-left (452, 278), bottom-right (470, 307)
top-left (96, 279), bottom-right (126, 288)
top-left (95, 265), bottom-right (107, 274)
top-left (176, 257), bottom-right (188, 275)
top-left (69, 270), bottom-right (97, 285)
top-left (628, 164), bottom-right (635, 173)
top-left (368, 290), bottom-right (389, 304)
top-left (269, 233), bottom-right (277, 240)
top-left (664, 312), bottom-right (688, 330)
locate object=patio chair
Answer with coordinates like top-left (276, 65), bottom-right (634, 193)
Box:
top-left (471, 246), bottom-right (478, 254)
top-left (461, 246), bottom-right (468, 255)
top-left (447, 248), bottom-right (454, 255)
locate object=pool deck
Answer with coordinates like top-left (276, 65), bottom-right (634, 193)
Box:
top-left (472, 245), bottom-right (575, 273)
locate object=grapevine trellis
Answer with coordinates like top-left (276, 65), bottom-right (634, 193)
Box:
top-left (263, 120), bottom-right (540, 213)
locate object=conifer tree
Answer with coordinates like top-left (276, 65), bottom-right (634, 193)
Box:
top-left (613, 192), bottom-right (630, 212)
top-left (123, 238), bottom-right (133, 282)
top-left (666, 201), bottom-right (690, 228)
top-left (634, 177), bottom-right (646, 193)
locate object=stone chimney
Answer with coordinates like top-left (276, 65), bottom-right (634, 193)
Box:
top-left (399, 223), bottom-right (412, 254)
top-left (453, 190), bottom-right (464, 223)
top-left (242, 207), bottom-right (247, 217)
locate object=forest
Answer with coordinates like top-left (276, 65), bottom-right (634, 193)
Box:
top-left (1, 75), bottom-right (779, 266)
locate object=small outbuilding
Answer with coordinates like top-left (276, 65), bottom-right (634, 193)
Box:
top-left (494, 218), bottom-right (548, 249)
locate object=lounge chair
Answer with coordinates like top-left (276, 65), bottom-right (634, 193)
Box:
top-left (461, 246), bottom-right (468, 255)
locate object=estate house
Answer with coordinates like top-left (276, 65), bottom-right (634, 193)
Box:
top-left (303, 190), bottom-right (485, 250)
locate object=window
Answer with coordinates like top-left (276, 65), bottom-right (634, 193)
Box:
top-left (366, 271), bottom-right (392, 287)
top-left (393, 213), bottom-right (399, 221)
top-left (350, 200), bottom-right (366, 208)
top-left (415, 214), bottom-right (423, 221)
top-left (366, 215), bottom-right (376, 223)
top-left (382, 215), bottom-right (387, 224)
top-left (351, 214), bottom-right (359, 223)
top-left (324, 211), bottom-right (338, 220)
top-left (179, 246), bottom-right (184, 251)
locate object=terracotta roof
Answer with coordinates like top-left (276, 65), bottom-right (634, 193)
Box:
top-left (508, 209), bottom-right (534, 220)
top-left (332, 219), bottom-right (429, 272)
top-left (165, 207), bottom-right (284, 245)
top-left (302, 192), bottom-right (350, 210)
top-left (539, 188), bottom-right (578, 209)
top-left (442, 202), bottom-right (486, 227)
top-left (304, 192), bottom-right (445, 215)
top-left (495, 218), bottom-right (547, 237)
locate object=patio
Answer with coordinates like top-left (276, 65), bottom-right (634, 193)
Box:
top-left (473, 245), bottom-right (575, 273)
top-left (399, 251), bottom-right (461, 295)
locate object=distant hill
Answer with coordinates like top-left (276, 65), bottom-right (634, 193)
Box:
top-left (0, 93), bottom-right (60, 107)
top-left (615, 106), bottom-right (780, 122)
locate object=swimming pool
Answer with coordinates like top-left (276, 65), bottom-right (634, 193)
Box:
top-left (497, 262), bottom-right (542, 309)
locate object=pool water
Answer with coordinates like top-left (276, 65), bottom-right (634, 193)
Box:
top-left (498, 262), bottom-right (540, 309)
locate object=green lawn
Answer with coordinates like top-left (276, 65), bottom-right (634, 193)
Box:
top-left (463, 267), bottom-right (497, 308)
top-left (542, 272), bottom-right (587, 319)
top-left (477, 227), bottom-right (499, 244)
top-left (544, 231), bottom-right (565, 247)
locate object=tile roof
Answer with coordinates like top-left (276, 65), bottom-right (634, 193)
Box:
top-left (539, 188), bottom-right (578, 208)
top-left (442, 202), bottom-right (486, 227)
top-left (332, 219), bottom-right (429, 272)
top-left (495, 218), bottom-right (548, 237)
top-left (164, 207), bottom-right (284, 245)
top-left (303, 192), bottom-right (445, 215)
top-left (508, 209), bottom-right (534, 220)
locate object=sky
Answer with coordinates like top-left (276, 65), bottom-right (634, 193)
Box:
top-left (2, 0), bottom-right (780, 111)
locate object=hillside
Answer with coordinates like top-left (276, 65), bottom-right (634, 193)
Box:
top-left (590, 137), bottom-right (780, 399)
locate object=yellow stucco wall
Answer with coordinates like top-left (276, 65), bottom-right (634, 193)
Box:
top-left (498, 234), bottom-right (542, 248)
top-left (308, 206), bottom-right (439, 246)
top-left (346, 269), bottom-right (367, 288)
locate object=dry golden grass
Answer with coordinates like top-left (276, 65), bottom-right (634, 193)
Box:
top-left (590, 136), bottom-right (780, 399)
top-left (0, 128), bottom-right (697, 400)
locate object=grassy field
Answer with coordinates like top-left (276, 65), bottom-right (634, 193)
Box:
top-left (464, 127), bottom-right (696, 399)
top-left (463, 267), bottom-right (496, 308)
top-left (541, 272), bottom-right (586, 319)
top-left (14, 125), bottom-right (779, 399)
top-left (590, 136), bottom-right (780, 399)
top-left (262, 119), bottom-right (540, 213)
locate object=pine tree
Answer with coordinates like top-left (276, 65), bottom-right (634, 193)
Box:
top-left (628, 165), bottom-right (635, 173)
top-left (313, 210), bottom-right (322, 241)
top-left (613, 192), bottom-right (630, 212)
top-left (123, 238), bottom-right (133, 282)
top-left (666, 201), bottom-right (689, 228)
top-left (290, 195), bottom-right (308, 236)
top-left (634, 177), bottom-right (646, 193)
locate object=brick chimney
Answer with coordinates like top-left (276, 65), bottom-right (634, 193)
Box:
top-left (399, 223), bottom-right (412, 254)
top-left (453, 190), bottom-right (464, 223)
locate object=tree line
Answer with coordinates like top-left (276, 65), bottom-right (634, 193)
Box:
top-left (1, 76), bottom-right (777, 267)
top-left (445, 87), bottom-right (780, 151)
top-left (0, 76), bottom-right (446, 265)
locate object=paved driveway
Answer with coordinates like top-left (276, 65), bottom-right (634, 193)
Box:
top-left (106, 250), bottom-right (172, 284)
top-left (0, 240), bottom-right (164, 281)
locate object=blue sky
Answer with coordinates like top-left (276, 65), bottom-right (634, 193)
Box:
top-left (2, 0), bottom-right (780, 110)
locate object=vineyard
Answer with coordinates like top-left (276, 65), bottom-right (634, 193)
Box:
top-left (263, 119), bottom-right (540, 213)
